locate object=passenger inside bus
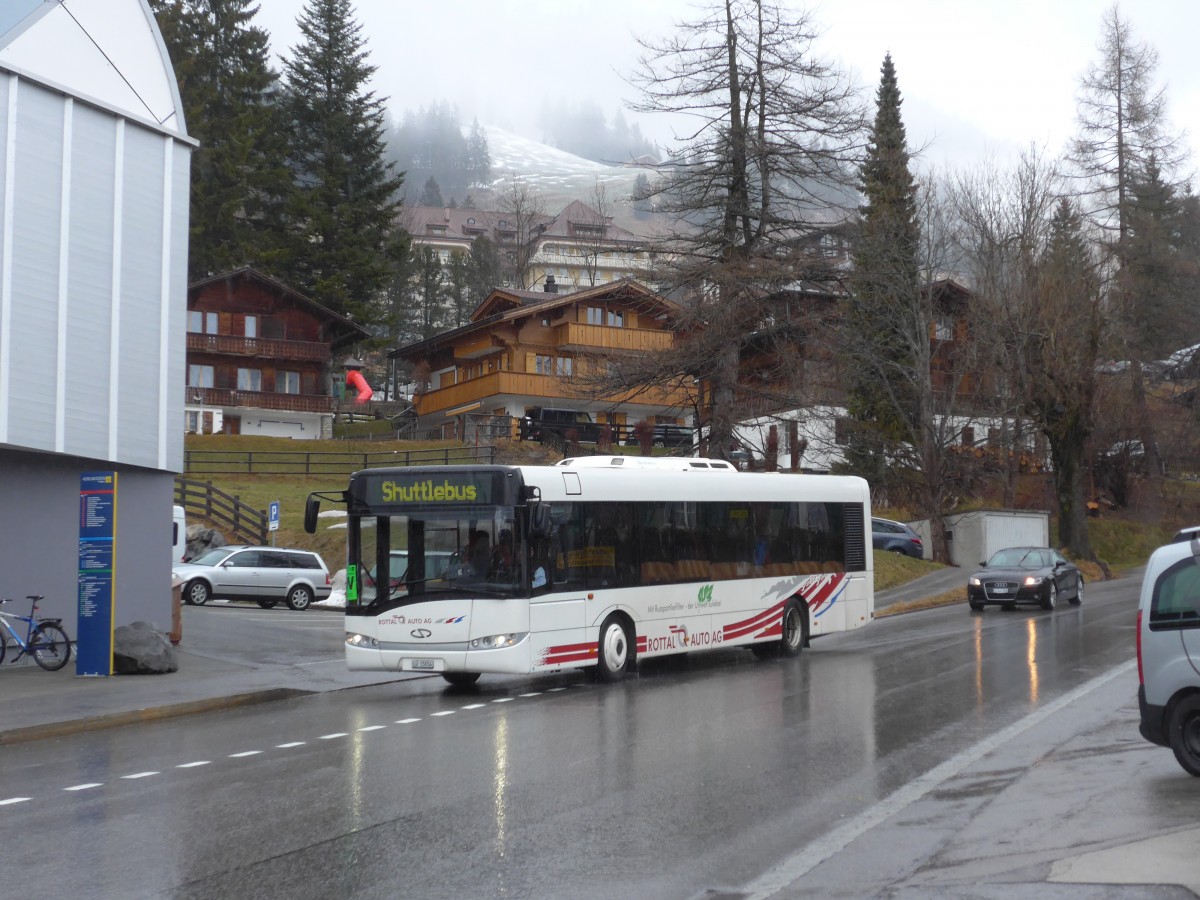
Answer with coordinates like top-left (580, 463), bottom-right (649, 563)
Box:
top-left (490, 529), bottom-right (514, 578)
top-left (466, 529), bottom-right (491, 578)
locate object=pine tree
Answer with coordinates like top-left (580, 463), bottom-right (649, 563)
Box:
top-left (419, 177), bottom-right (445, 208)
top-left (278, 0), bottom-right (404, 320)
top-left (150, 0), bottom-right (289, 281)
top-left (466, 234), bottom-right (502, 306)
top-left (844, 53), bottom-right (920, 480)
top-left (466, 119), bottom-right (491, 188)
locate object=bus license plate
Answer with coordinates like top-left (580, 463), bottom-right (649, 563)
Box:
top-left (403, 658), bottom-right (442, 672)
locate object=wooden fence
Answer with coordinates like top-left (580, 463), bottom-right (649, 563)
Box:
top-left (174, 478), bottom-right (268, 545)
top-left (183, 445), bottom-right (496, 476)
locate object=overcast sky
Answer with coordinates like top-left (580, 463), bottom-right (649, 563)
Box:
top-left (252, 0), bottom-right (1200, 174)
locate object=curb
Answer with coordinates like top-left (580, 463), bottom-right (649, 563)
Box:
top-left (0, 687), bottom-right (308, 746)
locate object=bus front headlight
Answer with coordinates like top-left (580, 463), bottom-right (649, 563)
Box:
top-left (470, 632), bottom-right (527, 650)
top-left (346, 632), bottom-right (379, 648)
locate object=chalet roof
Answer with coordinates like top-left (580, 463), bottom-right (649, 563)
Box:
top-left (390, 278), bottom-right (680, 363)
top-left (537, 199), bottom-right (641, 244)
top-left (188, 267), bottom-right (371, 347)
top-left (403, 199), bottom-right (647, 245)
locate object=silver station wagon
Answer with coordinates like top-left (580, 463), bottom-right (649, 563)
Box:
top-left (174, 545), bottom-right (331, 611)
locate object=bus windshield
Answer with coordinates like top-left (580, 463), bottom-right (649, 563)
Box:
top-left (353, 505), bottom-right (522, 611)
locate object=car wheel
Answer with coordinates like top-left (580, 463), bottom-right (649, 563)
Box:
top-left (1069, 575), bottom-right (1084, 606)
top-left (595, 614), bottom-right (633, 682)
top-left (1168, 694), bottom-right (1200, 776)
top-left (653, 439), bottom-right (666, 448)
top-left (888, 547), bottom-right (906, 555)
top-left (257, 599), bottom-right (279, 609)
top-left (1042, 581), bottom-right (1057, 611)
top-left (286, 585), bottom-right (313, 611)
top-left (186, 580), bottom-right (210, 606)
top-left (968, 596), bottom-right (984, 612)
top-left (443, 672), bottom-right (481, 688)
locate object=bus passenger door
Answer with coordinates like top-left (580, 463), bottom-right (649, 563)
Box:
top-left (528, 519), bottom-right (587, 671)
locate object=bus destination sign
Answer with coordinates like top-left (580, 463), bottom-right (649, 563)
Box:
top-left (366, 472), bottom-right (494, 506)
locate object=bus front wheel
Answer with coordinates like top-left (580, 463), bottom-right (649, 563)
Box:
top-left (443, 672), bottom-right (481, 688)
top-left (595, 615), bottom-right (633, 682)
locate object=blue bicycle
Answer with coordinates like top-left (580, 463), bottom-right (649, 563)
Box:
top-left (0, 595), bottom-right (72, 671)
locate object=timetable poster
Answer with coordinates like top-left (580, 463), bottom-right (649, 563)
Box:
top-left (78, 471), bottom-right (117, 676)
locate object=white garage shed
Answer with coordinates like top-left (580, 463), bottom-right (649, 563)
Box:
top-left (915, 510), bottom-right (1051, 567)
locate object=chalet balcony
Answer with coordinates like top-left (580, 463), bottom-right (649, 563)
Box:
top-left (185, 387), bottom-right (333, 414)
top-left (414, 371), bottom-right (694, 417)
top-left (552, 322), bottom-right (674, 354)
top-left (186, 333), bottom-right (331, 362)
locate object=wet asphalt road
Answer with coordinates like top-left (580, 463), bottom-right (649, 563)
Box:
top-left (0, 570), bottom-right (1187, 899)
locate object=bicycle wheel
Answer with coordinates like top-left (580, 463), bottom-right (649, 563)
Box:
top-left (30, 623), bottom-right (71, 671)
top-left (0, 631), bottom-right (6, 666)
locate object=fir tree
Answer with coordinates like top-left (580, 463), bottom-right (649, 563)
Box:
top-left (844, 53), bottom-right (920, 478)
top-left (278, 0), bottom-right (404, 320)
top-left (466, 118), bottom-right (491, 187)
top-left (466, 234), bottom-right (502, 305)
top-left (419, 177), bottom-right (445, 208)
top-left (150, 0), bottom-right (289, 281)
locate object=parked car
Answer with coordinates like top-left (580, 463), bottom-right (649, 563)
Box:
top-left (1170, 525), bottom-right (1200, 544)
top-left (967, 546), bottom-right (1083, 611)
top-left (520, 407), bottom-right (603, 443)
top-left (174, 545), bottom-right (331, 610)
top-left (1137, 535), bottom-right (1200, 775)
top-left (624, 423), bottom-right (695, 449)
top-left (871, 517), bottom-right (924, 559)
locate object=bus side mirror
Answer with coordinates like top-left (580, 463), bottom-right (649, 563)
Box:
top-left (530, 503), bottom-right (552, 537)
top-left (304, 495), bottom-right (320, 534)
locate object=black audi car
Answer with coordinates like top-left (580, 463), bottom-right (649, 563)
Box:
top-left (967, 546), bottom-right (1083, 612)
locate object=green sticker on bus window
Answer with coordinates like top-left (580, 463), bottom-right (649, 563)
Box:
top-left (347, 564), bottom-right (359, 603)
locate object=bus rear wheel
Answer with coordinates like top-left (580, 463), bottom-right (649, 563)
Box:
top-left (595, 615), bottom-right (633, 682)
top-left (781, 598), bottom-right (806, 658)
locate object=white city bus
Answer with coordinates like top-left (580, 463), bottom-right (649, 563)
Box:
top-left (304, 456), bottom-right (873, 686)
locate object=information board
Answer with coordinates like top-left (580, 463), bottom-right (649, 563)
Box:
top-left (77, 471), bottom-right (117, 676)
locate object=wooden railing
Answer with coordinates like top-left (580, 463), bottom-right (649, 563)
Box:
top-left (186, 387), bottom-right (333, 413)
top-left (415, 371), bottom-right (694, 416)
top-left (183, 445), bottom-right (496, 476)
top-left (174, 477), bottom-right (267, 545)
top-left (553, 322), bottom-right (674, 353)
top-left (186, 333), bottom-right (331, 361)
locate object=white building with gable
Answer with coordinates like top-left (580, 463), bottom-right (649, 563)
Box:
top-left (0, 0), bottom-right (192, 631)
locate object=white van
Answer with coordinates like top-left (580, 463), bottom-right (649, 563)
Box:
top-left (173, 505), bottom-right (187, 563)
top-left (1137, 535), bottom-right (1200, 775)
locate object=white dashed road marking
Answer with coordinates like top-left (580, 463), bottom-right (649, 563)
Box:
top-left (6, 680), bottom-right (581, 811)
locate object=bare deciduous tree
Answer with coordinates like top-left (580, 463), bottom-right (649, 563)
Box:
top-left (625, 0), bottom-right (865, 459)
top-left (495, 176), bottom-right (547, 290)
top-left (1068, 3), bottom-right (1186, 480)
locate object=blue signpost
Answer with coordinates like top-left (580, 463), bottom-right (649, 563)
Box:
top-left (77, 471), bottom-right (117, 676)
top-left (269, 501), bottom-right (280, 545)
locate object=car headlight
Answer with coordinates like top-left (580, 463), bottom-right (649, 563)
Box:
top-left (346, 632), bottom-right (379, 648)
top-left (470, 632), bottom-right (527, 649)
top-left (969, 577), bottom-right (981, 586)
top-left (1023, 576), bottom-right (1045, 587)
